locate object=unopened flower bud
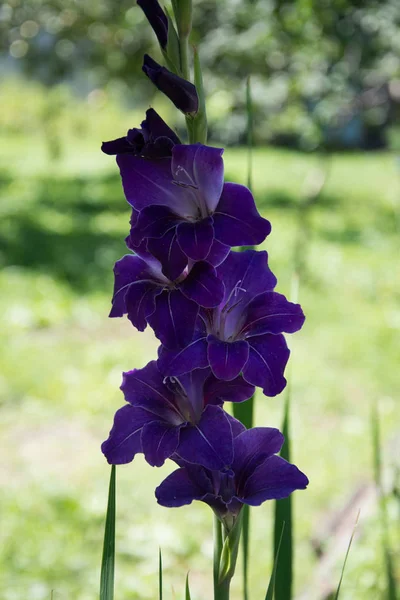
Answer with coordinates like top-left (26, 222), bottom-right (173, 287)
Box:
top-left (142, 54), bottom-right (199, 115)
top-left (137, 0), bottom-right (168, 49)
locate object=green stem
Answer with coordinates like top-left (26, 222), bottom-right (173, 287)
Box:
top-left (214, 577), bottom-right (231, 600)
top-left (180, 35), bottom-right (190, 80)
top-left (213, 514), bottom-right (223, 598)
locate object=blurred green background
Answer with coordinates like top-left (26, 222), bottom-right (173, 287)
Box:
top-left (1, 1), bottom-right (400, 599)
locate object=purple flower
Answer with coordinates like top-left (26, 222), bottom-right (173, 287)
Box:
top-left (101, 361), bottom-right (254, 468)
top-left (156, 427), bottom-right (309, 519)
top-left (143, 55), bottom-right (199, 115)
top-left (137, 0), bottom-right (168, 49)
top-left (118, 144), bottom-right (271, 275)
top-left (159, 250), bottom-right (305, 396)
top-left (101, 108), bottom-right (180, 159)
top-left (110, 243), bottom-right (225, 348)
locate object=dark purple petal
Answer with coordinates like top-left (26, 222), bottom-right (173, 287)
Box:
top-left (243, 334), bottom-right (289, 397)
top-left (137, 0), bottom-right (168, 49)
top-left (147, 289), bottom-right (199, 349)
top-left (179, 262), bottom-right (224, 308)
top-left (147, 228), bottom-right (188, 281)
top-left (109, 255), bottom-right (161, 330)
top-left (158, 336), bottom-right (209, 376)
top-left (224, 412), bottom-right (246, 438)
top-left (239, 455), bottom-right (309, 505)
top-left (141, 421), bottom-right (181, 467)
top-left (177, 217), bottom-right (214, 261)
top-left (217, 250), bottom-right (277, 308)
top-left (121, 361), bottom-right (183, 424)
top-left (125, 281), bottom-right (160, 331)
top-left (175, 368), bottom-right (212, 420)
top-left (130, 205), bottom-right (180, 246)
top-left (102, 136), bottom-right (140, 156)
top-left (207, 335), bottom-right (249, 381)
top-left (233, 428), bottom-right (284, 483)
top-left (143, 55), bottom-right (199, 114)
top-left (155, 466), bottom-right (209, 507)
top-left (177, 405), bottom-right (234, 470)
top-left (142, 108), bottom-right (180, 146)
top-left (242, 292), bottom-right (305, 337)
top-left (101, 404), bottom-right (150, 465)
top-left (172, 144), bottom-right (224, 213)
top-left (117, 154), bottom-right (196, 215)
top-left (204, 374), bottom-right (255, 405)
top-left (205, 238), bottom-right (230, 267)
top-left (213, 183), bottom-right (271, 246)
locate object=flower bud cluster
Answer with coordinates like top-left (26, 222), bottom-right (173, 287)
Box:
top-left (101, 0), bottom-right (308, 524)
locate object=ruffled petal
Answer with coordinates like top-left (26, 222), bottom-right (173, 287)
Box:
top-left (239, 455), bottom-right (309, 506)
top-left (117, 154), bottom-right (197, 216)
top-left (121, 361), bottom-right (183, 424)
top-left (130, 205), bottom-right (181, 246)
top-left (242, 292), bottom-right (305, 338)
top-left (207, 335), bottom-right (249, 381)
top-left (155, 466), bottom-right (210, 507)
top-left (141, 420), bottom-right (181, 467)
top-left (177, 405), bottom-right (234, 470)
top-left (213, 183), bottom-right (271, 246)
top-left (172, 144), bottom-right (224, 213)
top-left (217, 250), bottom-right (277, 307)
top-left (147, 289), bottom-right (199, 349)
top-left (243, 334), bottom-right (290, 397)
top-left (204, 374), bottom-right (255, 405)
top-left (177, 217), bottom-right (214, 261)
top-left (205, 238), bottom-right (230, 267)
top-left (233, 428), bottom-right (284, 483)
top-left (158, 335), bottom-right (209, 376)
top-left (179, 262), bottom-right (224, 308)
top-left (147, 228), bottom-right (188, 281)
top-left (109, 255), bottom-right (161, 330)
top-left (101, 404), bottom-right (151, 464)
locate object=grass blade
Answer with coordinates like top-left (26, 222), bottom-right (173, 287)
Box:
top-left (265, 522), bottom-right (285, 600)
top-left (185, 572), bottom-right (192, 600)
top-left (100, 465), bottom-right (116, 600)
top-left (273, 384), bottom-right (292, 600)
top-left (371, 401), bottom-right (397, 600)
top-left (159, 548), bottom-right (163, 600)
top-left (333, 510), bottom-right (360, 599)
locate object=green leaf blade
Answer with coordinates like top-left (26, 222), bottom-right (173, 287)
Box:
top-left (273, 387), bottom-right (292, 600)
top-left (100, 465), bottom-right (116, 600)
top-left (265, 522), bottom-right (285, 600)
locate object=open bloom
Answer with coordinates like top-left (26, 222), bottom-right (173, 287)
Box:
top-left (101, 108), bottom-right (180, 159)
top-left (110, 243), bottom-right (224, 348)
top-left (159, 250), bottom-right (305, 396)
top-left (118, 144), bottom-right (271, 277)
top-left (102, 361), bottom-right (254, 468)
top-left (156, 427), bottom-right (309, 519)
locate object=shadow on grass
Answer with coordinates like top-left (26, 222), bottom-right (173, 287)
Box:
top-left (0, 170), bottom-right (396, 293)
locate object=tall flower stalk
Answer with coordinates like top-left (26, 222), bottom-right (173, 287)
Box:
top-left (101, 1), bottom-right (308, 597)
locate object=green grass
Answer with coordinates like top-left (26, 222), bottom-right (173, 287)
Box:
top-left (1, 99), bottom-right (400, 599)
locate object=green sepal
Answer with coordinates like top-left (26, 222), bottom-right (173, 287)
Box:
top-left (218, 511), bottom-right (243, 585)
top-left (191, 47), bottom-right (208, 144)
top-left (162, 8), bottom-right (181, 75)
